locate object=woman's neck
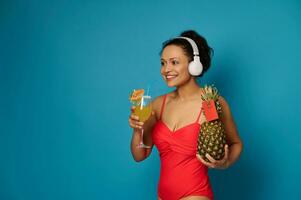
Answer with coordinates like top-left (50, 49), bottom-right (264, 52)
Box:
top-left (174, 79), bottom-right (203, 101)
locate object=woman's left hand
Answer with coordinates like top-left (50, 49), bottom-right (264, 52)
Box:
top-left (196, 144), bottom-right (230, 169)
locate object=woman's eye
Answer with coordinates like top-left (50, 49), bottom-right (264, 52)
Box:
top-left (172, 60), bottom-right (178, 65)
top-left (161, 61), bottom-right (165, 66)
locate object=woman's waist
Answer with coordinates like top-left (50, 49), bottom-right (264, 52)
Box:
top-left (160, 157), bottom-right (208, 177)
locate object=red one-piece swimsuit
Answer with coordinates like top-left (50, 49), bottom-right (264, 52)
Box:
top-left (152, 94), bottom-right (214, 200)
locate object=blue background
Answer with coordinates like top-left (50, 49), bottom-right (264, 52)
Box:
top-left (1, 0), bottom-right (301, 199)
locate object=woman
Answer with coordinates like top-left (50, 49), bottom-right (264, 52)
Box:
top-left (129, 30), bottom-right (243, 200)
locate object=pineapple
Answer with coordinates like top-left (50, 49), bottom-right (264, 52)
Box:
top-left (197, 85), bottom-right (227, 163)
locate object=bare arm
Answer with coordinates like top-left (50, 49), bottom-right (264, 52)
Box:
top-left (218, 96), bottom-right (243, 168)
top-left (129, 113), bottom-right (155, 162)
top-left (130, 131), bottom-right (151, 162)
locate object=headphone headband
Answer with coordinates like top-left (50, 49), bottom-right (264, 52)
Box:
top-left (176, 37), bottom-right (199, 56)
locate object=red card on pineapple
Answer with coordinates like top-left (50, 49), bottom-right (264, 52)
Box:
top-left (202, 100), bottom-right (219, 122)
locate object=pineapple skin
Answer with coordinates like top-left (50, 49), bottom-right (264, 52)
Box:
top-left (197, 120), bottom-right (227, 162)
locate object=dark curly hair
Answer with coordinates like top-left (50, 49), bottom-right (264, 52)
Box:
top-left (160, 30), bottom-right (214, 78)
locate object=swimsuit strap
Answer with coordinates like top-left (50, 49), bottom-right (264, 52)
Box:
top-left (195, 104), bottom-right (204, 123)
top-left (159, 94), bottom-right (168, 120)
top-left (196, 89), bottom-right (205, 123)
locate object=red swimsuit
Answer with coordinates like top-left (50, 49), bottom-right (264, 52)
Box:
top-left (152, 94), bottom-right (214, 200)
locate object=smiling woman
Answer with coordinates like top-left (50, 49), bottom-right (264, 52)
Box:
top-left (160, 45), bottom-right (194, 87)
top-left (128, 30), bottom-right (243, 200)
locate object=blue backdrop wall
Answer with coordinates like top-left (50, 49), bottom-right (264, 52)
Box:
top-left (1, 0), bottom-right (301, 199)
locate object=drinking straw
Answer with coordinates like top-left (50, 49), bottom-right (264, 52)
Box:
top-left (146, 85), bottom-right (150, 96)
top-left (140, 96), bottom-right (144, 109)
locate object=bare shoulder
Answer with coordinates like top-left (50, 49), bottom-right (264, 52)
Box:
top-left (151, 94), bottom-right (165, 110)
top-left (218, 95), bottom-right (233, 120)
top-left (218, 95), bottom-right (228, 108)
top-left (151, 93), bottom-right (169, 119)
top-left (151, 91), bottom-right (175, 107)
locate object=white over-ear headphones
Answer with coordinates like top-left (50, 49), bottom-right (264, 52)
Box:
top-left (176, 37), bottom-right (203, 76)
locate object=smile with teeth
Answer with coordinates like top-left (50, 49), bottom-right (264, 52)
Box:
top-left (166, 75), bottom-right (178, 80)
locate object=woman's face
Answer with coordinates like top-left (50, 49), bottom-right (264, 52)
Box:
top-left (160, 45), bottom-right (192, 87)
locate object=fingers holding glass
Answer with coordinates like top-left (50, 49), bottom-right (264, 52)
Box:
top-left (129, 113), bottom-right (143, 129)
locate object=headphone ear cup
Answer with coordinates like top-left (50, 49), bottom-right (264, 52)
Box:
top-left (188, 56), bottom-right (203, 76)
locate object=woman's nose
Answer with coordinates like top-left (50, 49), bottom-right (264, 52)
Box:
top-left (164, 62), bottom-right (172, 72)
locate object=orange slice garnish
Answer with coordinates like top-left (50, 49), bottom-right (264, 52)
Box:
top-left (129, 89), bottom-right (144, 103)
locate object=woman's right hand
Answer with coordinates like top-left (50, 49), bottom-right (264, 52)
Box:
top-left (129, 106), bottom-right (144, 130)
